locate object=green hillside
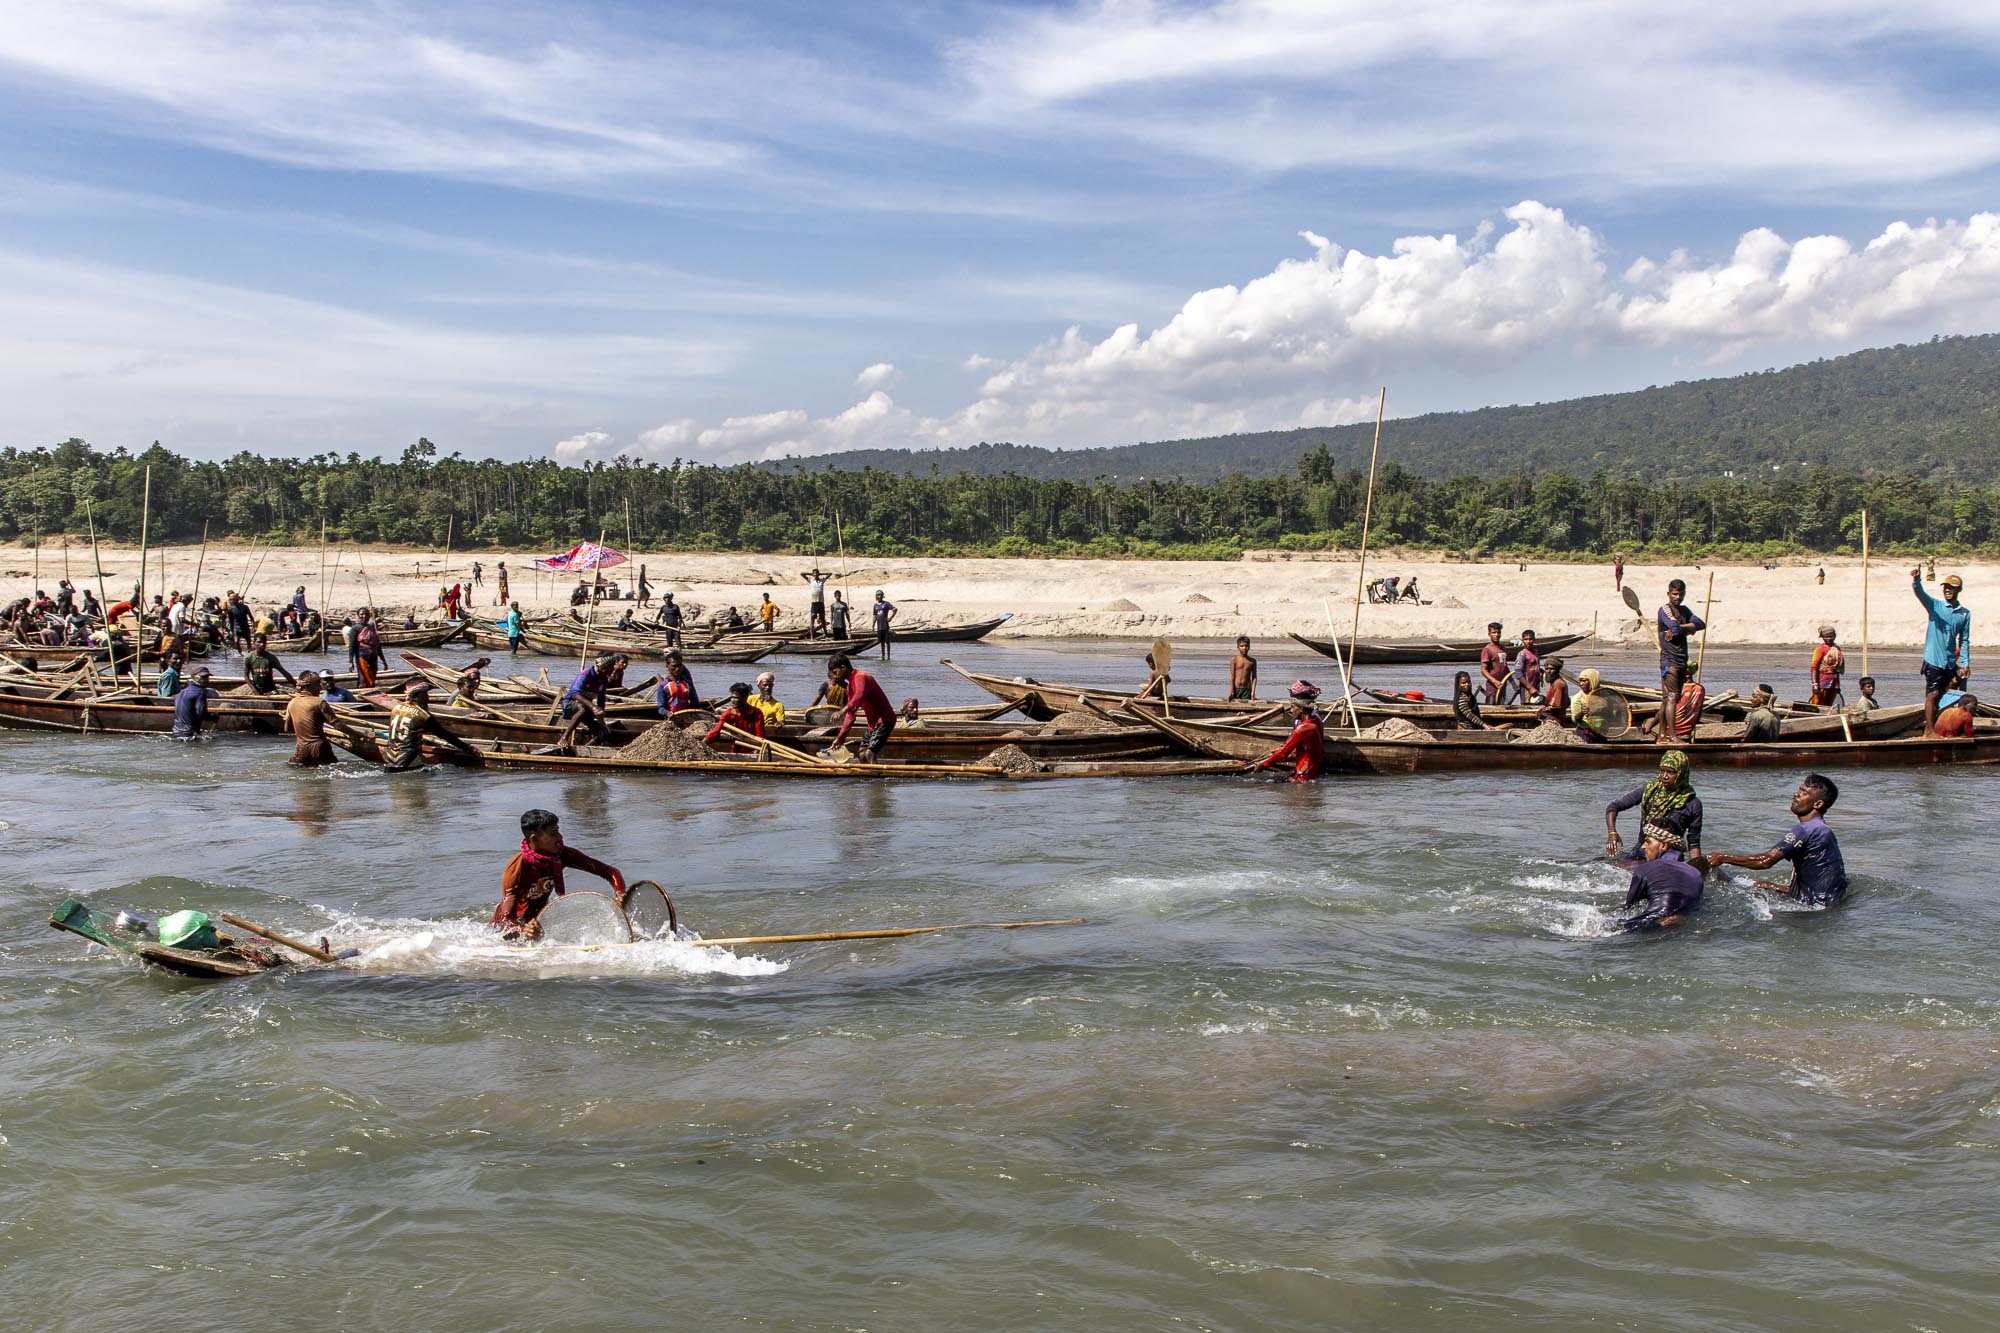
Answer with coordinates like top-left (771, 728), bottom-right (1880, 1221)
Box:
top-left (774, 334), bottom-right (2000, 483)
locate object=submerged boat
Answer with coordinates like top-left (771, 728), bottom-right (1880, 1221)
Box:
top-left (47, 900), bottom-right (285, 978)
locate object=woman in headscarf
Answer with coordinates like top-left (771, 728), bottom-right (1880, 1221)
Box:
top-left (1603, 749), bottom-right (1704, 861)
top-left (1450, 670), bottom-right (1489, 730)
top-left (1569, 667), bottom-right (1610, 742)
top-left (1245, 681), bottom-right (1326, 782)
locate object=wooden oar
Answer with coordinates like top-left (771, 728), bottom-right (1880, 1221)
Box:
top-left (719, 721), bottom-right (833, 766)
top-left (216, 912), bottom-right (339, 963)
top-left (690, 917), bottom-right (1086, 948)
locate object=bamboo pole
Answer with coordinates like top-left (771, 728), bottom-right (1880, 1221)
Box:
top-left (1860, 508), bottom-right (1871, 680)
top-left (1695, 570), bottom-right (1715, 677)
top-left (84, 500), bottom-right (110, 630)
top-left (1324, 598), bottom-right (1363, 732)
top-left (1345, 388), bottom-right (1388, 671)
top-left (134, 465), bottom-right (150, 688)
top-left (683, 918), bottom-right (1086, 949)
top-left (719, 720), bottom-right (833, 766)
top-left (577, 528), bottom-right (608, 669)
top-left (835, 508), bottom-right (850, 609)
top-left (215, 913), bottom-right (338, 963)
top-left (243, 545), bottom-right (271, 605)
top-left (316, 516), bottom-right (329, 618)
top-left (189, 520), bottom-right (210, 618)
top-left (624, 497), bottom-right (635, 599)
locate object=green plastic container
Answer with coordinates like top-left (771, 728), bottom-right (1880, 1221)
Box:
top-left (157, 910), bottom-right (220, 951)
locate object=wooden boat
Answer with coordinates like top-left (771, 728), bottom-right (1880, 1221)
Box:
top-left (372, 621), bottom-right (473, 648)
top-left (1127, 707), bottom-right (2000, 773)
top-left (48, 899), bottom-right (283, 978)
top-left (885, 615), bottom-right (1014, 643)
top-left (1288, 629), bottom-right (1591, 666)
top-left (467, 623), bottom-right (777, 663)
top-left (327, 726), bottom-right (1236, 781)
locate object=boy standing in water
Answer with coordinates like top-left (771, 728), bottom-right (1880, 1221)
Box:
top-left (1701, 774), bottom-right (1850, 907)
top-left (1227, 637), bottom-right (1258, 700)
top-left (492, 809), bottom-right (626, 940)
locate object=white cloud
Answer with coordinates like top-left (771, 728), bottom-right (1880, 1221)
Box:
top-left (553, 430), bottom-right (614, 461)
top-left (854, 362), bottom-right (901, 390)
top-left (613, 203), bottom-right (2000, 462)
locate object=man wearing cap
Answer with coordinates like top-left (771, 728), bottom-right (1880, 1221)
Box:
top-left (1912, 568), bottom-right (1970, 738)
top-left (1245, 682), bottom-right (1325, 782)
top-left (1619, 824), bottom-right (1703, 931)
top-left (871, 590), bottom-right (897, 661)
top-left (1809, 625), bottom-right (1845, 706)
top-left (750, 671), bottom-right (785, 727)
top-left (384, 680), bottom-right (479, 771)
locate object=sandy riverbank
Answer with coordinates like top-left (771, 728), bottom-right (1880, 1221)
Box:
top-left (0, 543), bottom-right (1979, 649)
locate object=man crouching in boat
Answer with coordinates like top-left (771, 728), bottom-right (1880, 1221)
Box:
top-left (1619, 824), bottom-right (1702, 932)
top-left (493, 809), bottom-right (627, 940)
top-left (1244, 681), bottom-right (1325, 782)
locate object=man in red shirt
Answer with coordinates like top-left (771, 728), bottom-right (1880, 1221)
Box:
top-left (825, 653), bottom-right (896, 762)
top-left (705, 681), bottom-right (768, 753)
top-left (1246, 682), bottom-right (1326, 782)
top-left (1478, 622), bottom-right (1509, 704)
top-left (492, 809), bottom-right (625, 940)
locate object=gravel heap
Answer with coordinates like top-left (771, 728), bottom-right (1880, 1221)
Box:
top-left (1041, 709), bottom-right (1119, 733)
top-left (1353, 717), bottom-right (1432, 742)
top-left (621, 721), bottom-right (716, 762)
top-left (1508, 720), bottom-right (1588, 745)
top-left (980, 744), bottom-right (1041, 775)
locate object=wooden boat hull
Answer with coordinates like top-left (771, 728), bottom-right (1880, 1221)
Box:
top-left (1288, 630), bottom-right (1591, 665)
top-left (48, 899), bottom-right (280, 977)
top-left (0, 690), bottom-right (293, 735)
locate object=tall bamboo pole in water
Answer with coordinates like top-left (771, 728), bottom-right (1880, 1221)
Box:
top-left (1860, 508), bottom-right (1871, 680)
top-left (134, 465), bottom-right (150, 688)
top-left (1342, 389), bottom-right (1388, 732)
top-left (190, 521), bottom-right (210, 619)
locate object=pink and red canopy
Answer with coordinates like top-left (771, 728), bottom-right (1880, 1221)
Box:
top-left (533, 541), bottom-right (629, 572)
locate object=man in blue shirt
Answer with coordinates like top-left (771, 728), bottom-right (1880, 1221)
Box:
top-left (1620, 824), bottom-right (1704, 931)
top-left (171, 668), bottom-right (213, 738)
top-left (555, 653), bottom-right (625, 749)
top-left (1702, 773), bottom-right (1849, 907)
top-left (1912, 568), bottom-right (1970, 738)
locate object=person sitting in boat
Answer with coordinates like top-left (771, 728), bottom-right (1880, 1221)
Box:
top-left (1568, 668), bottom-right (1612, 742)
top-left (751, 671), bottom-right (785, 727)
top-left (1244, 681), bottom-right (1325, 782)
top-left (555, 653), bottom-right (626, 750)
top-left (1535, 656), bottom-right (1570, 723)
top-left (1619, 824), bottom-right (1703, 932)
top-left (1450, 671), bottom-right (1489, 730)
top-left (1604, 750), bottom-right (1704, 863)
top-left (1741, 684), bottom-right (1783, 742)
top-left (384, 681), bottom-right (479, 771)
top-left (723, 605), bottom-right (746, 628)
top-left (1934, 691), bottom-right (1977, 738)
top-left (155, 653), bottom-right (183, 700)
top-left (1847, 675), bottom-right (1880, 714)
top-left (809, 669), bottom-right (846, 713)
top-left (492, 808), bottom-right (626, 941)
top-left (705, 682), bottom-right (768, 753)
top-left (615, 608), bottom-right (637, 632)
top-left (450, 658), bottom-right (492, 708)
top-left (1138, 652), bottom-right (1170, 700)
top-left (655, 656), bottom-right (701, 716)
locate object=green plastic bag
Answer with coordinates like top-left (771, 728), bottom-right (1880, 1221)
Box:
top-left (157, 910), bottom-right (220, 951)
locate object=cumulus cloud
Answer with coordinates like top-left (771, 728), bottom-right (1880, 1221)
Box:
top-left (854, 362), bottom-right (902, 390)
top-left (553, 430), bottom-right (615, 461)
top-left (609, 203), bottom-right (2000, 463)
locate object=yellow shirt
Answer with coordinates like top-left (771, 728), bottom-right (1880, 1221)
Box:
top-left (759, 602), bottom-right (778, 627)
top-left (752, 695), bottom-right (785, 726)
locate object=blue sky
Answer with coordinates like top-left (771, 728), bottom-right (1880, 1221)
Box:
top-left (1, 0), bottom-right (1998, 465)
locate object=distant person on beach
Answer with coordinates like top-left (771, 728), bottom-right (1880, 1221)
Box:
top-left (495, 562), bottom-right (509, 605)
top-left (471, 561), bottom-right (482, 588)
top-left (802, 568), bottom-right (829, 637)
top-left (1816, 566), bottom-right (1825, 585)
top-left (829, 591), bottom-right (851, 639)
top-left (1652, 579), bottom-right (1705, 744)
top-left (1809, 626), bottom-right (1845, 706)
top-left (491, 808), bottom-right (625, 941)
top-left (1912, 568), bottom-right (1970, 738)
top-left (504, 601), bottom-right (524, 653)
top-left (1701, 774), bottom-right (1848, 907)
top-left (1619, 824), bottom-right (1703, 932)
top-left (1613, 553), bottom-right (1624, 591)
top-left (1605, 750), bottom-right (1704, 862)
top-left (637, 566), bottom-right (651, 607)
top-left (1228, 636), bottom-right (1258, 700)
top-left (1479, 622), bottom-right (1509, 704)
top-left (1245, 682), bottom-right (1325, 782)
top-left (871, 590), bottom-right (897, 661)
top-left (758, 594), bottom-right (780, 632)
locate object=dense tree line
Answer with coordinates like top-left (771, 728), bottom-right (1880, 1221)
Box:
top-left (795, 333), bottom-right (2000, 484)
top-left (1, 437), bottom-right (1994, 559)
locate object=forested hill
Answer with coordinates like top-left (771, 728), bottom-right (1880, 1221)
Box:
top-left (774, 334), bottom-right (2000, 483)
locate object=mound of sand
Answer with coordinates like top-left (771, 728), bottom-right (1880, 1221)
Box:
top-left (1354, 717), bottom-right (1431, 742)
top-left (1041, 709), bottom-right (1119, 733)
top-left (1182, 592), bottom-right (1213, 603)
top-left (1508, 720), bottom-right (1587, 745)
top-left (1102, 597), bottom-right (1143, 612)
top-left (1437, 595), bottom-right (1468, 609)
top-left (981, 743), bottom-right (1040, 774)
top-left (621, 721), bottom-right (716, 762)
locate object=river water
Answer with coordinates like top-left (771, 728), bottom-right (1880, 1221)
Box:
top-left (4, 636), bottom-right (1997, 1330)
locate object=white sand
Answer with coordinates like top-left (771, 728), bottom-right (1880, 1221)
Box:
top-left (0, 541), bottom-right (1976, 648)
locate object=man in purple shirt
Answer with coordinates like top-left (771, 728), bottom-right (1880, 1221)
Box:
top-left (1702, 774), bottom-right (1850, 907)
top-left (1652, 578), bottom-right (1706, 744)
top-left (1620, 824), bottom-right (1703, 932)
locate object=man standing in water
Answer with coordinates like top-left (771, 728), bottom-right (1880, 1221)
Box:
top-left (1652, 578), bottom-right (1706, 744)
top-left (824, 653), bottom-right (896, 763)
top-left (1244, 682), bottom-right (1325, 782)
top-left (171, 667), bottom-right (213, 738)
top-left (1701, 774), bottom-right (1849, 908)
top-left (1227, 636), bottom-right (1258, 700)
top-left (491, 808), bottom-right (626, 941)
top-left (384, 681), bottom-right (479, 771)
top-left (871, 589), bottom-right (897, 661)
top-left (284, 671), bottom-right (338, 767)
top-left (1912, 568), bottom-right (1970, 738)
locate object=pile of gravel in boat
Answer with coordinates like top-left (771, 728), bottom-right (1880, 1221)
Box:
top-left (1352, 717), bottom-right (1432, 742)
top-left (1041, 709), bottom-right (1119, 734)
top-left (980, 744), bottom-right (1041, 775)
top-left (1508, 720), bottom-right (1587, 745)
top-left (621, 721), bottom-right (716, 762)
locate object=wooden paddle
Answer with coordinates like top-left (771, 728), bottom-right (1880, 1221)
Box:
top-left (1622, 586), bottom-right (1664, 650)
top-left (216, 913), bottom-right (339, 962)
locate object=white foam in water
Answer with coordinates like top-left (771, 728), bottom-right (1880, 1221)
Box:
top-left (330, 915), bottom-right (788, 979)
top-left (1445, 860), bottom-right (1630, 938)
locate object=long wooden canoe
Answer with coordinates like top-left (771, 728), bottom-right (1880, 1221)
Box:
top-left (1288, 629), bottom-right (1591, 665)
top-left (1126, 706), bottom-right (2000, 773)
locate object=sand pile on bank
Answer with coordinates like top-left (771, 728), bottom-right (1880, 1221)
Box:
top-left (1182, 592), bottom-right (1212, 603)
top-left (622, 721), bottom-right (715, 762)
top-left (1102, 598), bottom-right (1142, 612)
